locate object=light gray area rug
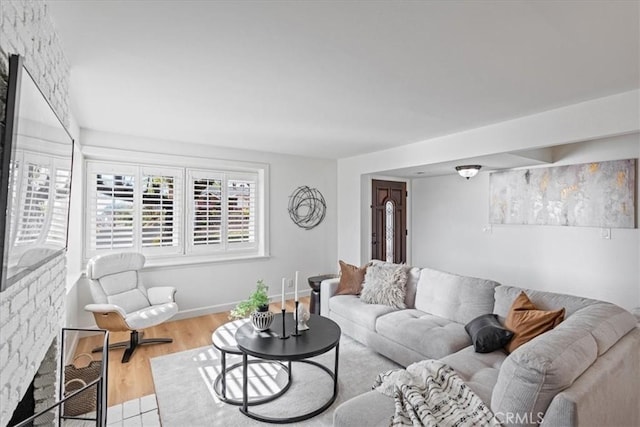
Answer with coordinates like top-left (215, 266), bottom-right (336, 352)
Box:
top-left (150, 336), bottom-right (400, 426)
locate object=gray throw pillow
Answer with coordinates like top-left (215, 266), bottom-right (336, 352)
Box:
top-left (360, 263), bottom-right (408, 308)
top-left (465, 313), bottom-right (514, 353)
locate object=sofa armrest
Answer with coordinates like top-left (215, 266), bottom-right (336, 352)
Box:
top-left (148, 286), bottom-right (177, 305)
top-left (541, 327), bottom-right (640, 427)
top-left (320, 278), bottom-right (340, 317)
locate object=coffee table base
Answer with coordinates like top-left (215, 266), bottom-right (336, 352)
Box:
top-left (239, 344), bottom-right (339, 424)
top-left (214, 359), bottom-right (291, 406)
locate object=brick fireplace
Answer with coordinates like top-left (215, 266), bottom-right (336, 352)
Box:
top-left (0, 253), bottom-right (67, 426)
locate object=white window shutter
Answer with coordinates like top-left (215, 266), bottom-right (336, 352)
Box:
top-left (86, 163), bottom-right (136, 254)
top-left (227, 173), bottom-right (257, 248)
top-left (188, 170), bottom-right (224, 251)
top-left (140, 167), bottom-right (183, 255)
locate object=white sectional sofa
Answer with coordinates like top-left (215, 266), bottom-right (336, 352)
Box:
top-left (320, 262), bottom-right (640, 427)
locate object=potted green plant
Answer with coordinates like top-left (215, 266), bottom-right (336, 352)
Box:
top-left (230, 280), bottom-right (272, 330)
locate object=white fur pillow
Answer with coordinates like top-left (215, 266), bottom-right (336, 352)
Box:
top-left (360, 263), bottom-right (408, 308)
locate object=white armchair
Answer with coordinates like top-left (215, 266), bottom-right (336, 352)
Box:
top-left (85, 252), bottom-right (178, 362)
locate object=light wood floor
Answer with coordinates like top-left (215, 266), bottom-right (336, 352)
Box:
top-left (74, 297), bottom-right (310, 406)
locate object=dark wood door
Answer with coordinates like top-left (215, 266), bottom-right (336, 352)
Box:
top-left (371, 179), bottom-right (406, 263)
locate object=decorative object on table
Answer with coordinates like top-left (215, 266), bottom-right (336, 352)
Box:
top-left (230, 280), bottom-right (274, 331)
top-left (294, 302), bottom-right (310, 331)
top-left (279, 277), bottom-right (289, 339)
top-left (292, 271), bottom-right (303, 336)
top-left (250, 309), bottom-right (274, 332)
top-left (288, 186), bottom-right (326, 230)
top-left (489, 159), bottom-right (635, 228)
top-left (63, 353), bottom-right (100, 416)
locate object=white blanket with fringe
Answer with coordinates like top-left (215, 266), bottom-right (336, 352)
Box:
top-left (373, 359), bottom-right (501, 427)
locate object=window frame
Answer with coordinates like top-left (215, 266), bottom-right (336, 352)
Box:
top-left (84, 156), bottom-right (268, 265)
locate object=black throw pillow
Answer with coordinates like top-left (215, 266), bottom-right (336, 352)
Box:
top-left (464, 313), bottom-right (514, 353)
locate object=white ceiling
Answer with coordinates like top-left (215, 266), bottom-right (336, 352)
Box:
top-left (48, 0), bottom-right (639, 160)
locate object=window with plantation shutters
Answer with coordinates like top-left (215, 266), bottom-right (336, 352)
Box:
top-left (187, 170), bottom-right (258, 253)
top-left (85, 159), bottom-right (264, 263)
top-left (86, 162), bottom-right (183, 257)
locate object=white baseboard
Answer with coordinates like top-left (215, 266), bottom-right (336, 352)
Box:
top-left (171, 290), bottom-right (312, 321)
top-left (171, 302), bottom-right (236, 321)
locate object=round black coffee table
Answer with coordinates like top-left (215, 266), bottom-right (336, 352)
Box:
top-left (235, 313), bottom-right (341, 423)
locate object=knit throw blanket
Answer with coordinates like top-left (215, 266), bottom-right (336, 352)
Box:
top-left (373, 359), bottom-right (501, 427)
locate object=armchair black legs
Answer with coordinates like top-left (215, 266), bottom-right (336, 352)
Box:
top-left (92, 330), bottom-right (173, 363)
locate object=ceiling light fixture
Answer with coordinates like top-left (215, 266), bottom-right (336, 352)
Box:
top-left (455, 165), bottom-right (482, 180)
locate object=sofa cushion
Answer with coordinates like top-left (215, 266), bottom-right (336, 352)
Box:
top-left (414, 267), bottom-right (499, 324)
top-left (329, 294), bottom-right (397, 331)
top-left (465, 314), bottom-right (514, 353)
top-left (491, 318), bottom-right (599, 424)
top-left (504, 291), bottom-right (565, 353)
top-left (440, 346), bottom-right (506, 405)
top-left (376, 309), bottom-right (471, 359)
top-left (336, 260), bottom-right (368, 295)
top-left (494, 285), bottom-right (597, 319)
top-left (361, 262), bottom-right (408, 308)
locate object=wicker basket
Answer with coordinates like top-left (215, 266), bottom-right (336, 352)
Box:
top-left (64, 354), bottom-right (100, 416)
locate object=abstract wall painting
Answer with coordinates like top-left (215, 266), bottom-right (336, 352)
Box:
top-left (489, 159), bottom-right (636, 228)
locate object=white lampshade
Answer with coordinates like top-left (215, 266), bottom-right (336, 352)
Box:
top-left (455, 165), bottom-right (482, 179)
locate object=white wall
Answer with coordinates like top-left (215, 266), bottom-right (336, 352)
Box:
top-left (67, 129), bottom-right (337, 328)
top-left (337, 90), bottom-right (640, 309)
top-left (411, 134), bottom-right (639, 310)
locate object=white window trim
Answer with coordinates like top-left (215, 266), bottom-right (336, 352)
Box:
top-left (83, 152), bottom-right (269, 266)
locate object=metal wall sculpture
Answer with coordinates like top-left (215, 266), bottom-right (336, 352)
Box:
top-left (288, 186), bottom-right (326, 230)
top-left (489, 159), bottom-right (636, 228)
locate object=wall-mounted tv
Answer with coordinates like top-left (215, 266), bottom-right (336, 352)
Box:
top-left (0, 54), bottom-right (74, 291)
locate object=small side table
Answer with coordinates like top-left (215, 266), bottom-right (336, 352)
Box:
top-left (307, 274), bottom-right (338, 315)
top-left (211, 319), bottom-right (289, 405)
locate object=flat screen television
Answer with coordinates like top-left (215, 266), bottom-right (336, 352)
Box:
top-left (0, 54), bottom-right (74, 291)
